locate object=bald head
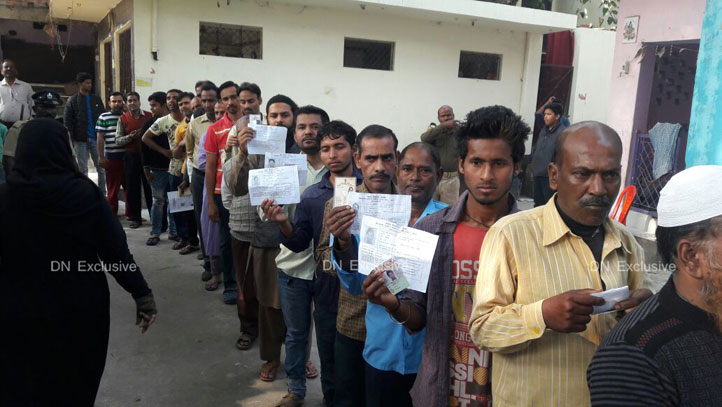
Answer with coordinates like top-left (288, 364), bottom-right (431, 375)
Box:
top-left (554, 121), bottom-right (622, 168)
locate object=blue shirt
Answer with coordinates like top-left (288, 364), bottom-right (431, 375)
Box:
top-left (85, 95), bottom-right (96, 140)
top-left (333, 198), bottom-right (447, 374)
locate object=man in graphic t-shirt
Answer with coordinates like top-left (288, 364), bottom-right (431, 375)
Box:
top-left (365, 105), bottom-right (530, 406)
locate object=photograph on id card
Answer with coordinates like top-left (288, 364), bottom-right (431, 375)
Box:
top-left (373, 258), bottom-right (409, 295)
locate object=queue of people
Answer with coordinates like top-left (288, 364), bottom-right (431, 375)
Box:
top-left (1, 60), bottom-right (721, 407)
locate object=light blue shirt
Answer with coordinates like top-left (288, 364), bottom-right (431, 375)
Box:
top-left (333, 199), bottom-right (447, 374)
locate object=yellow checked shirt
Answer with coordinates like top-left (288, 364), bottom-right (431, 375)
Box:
top-left (469, 197), bottom-right (647, 407)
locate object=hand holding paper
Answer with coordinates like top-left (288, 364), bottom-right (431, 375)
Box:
top-left (248, 166), bottom-right (300, 206)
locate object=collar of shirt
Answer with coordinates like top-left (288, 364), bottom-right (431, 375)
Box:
top-left (662, 276), bottom-right (718, 330)
top-left (541, 194), bottom-right (632, 258)
top-left (417, 199), bottom-right (447, 225)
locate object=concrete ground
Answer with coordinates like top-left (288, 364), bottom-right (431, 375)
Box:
top-left (95, 204), bottom-right (325, 407)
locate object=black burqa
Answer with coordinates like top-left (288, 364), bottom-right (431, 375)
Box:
top-left (0, 119), bottom-right (152, 407)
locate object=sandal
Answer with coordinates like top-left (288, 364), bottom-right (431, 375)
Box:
top-left (204, 279), bottom-right (221, 291)
top-left (146, 236), bottom-right (160, 246)
top-left (235, 332), bottom-right (256, 350)
top-left (275, 392), bottom-right (304, 407)
top-left (168, 234), bottom-right (181, 242)
top-left (172, 241), bottom-right (187, 250)
top-left (179, 245), bottom-right (198, 255)
top-left (259, 361), bottom-right (280, 382)
top-left (305, 361), bottom-right (319, 379)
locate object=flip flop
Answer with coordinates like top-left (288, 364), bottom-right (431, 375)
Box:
top-left (204, 279), bottom-right (221, 291)
top-left (236, 332), bottom-right (256, 350)
top-left (259, 361), bottom-right (279, 382)
top-left (305, 361), bottom-right (319, 379)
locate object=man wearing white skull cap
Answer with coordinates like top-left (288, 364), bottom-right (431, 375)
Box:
top-left (588, 165), bottom-right (722, 406)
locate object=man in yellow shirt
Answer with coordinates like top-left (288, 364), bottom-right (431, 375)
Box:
top-left (469, 121), bottom-right (653, 407)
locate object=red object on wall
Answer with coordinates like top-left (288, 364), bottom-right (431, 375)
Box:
top-left (545, 30), bottom-right (574, 66)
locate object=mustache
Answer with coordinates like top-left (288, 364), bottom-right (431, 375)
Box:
top-left (579, 196), bottom-right (612, 208)
top-left (370, 173), bottom-right (390, 181)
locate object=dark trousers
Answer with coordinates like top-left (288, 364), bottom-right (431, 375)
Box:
top-left (231, 238), bottom-right (258, 337)
top-left (334, 333), bottom-right (366, 407)
top-left (533, 176), bottom-right (554, 207)
top-left (364, 362), bottom-right (415, 407)
top-left (169, 175), bottom-right (191, 243)
top-left (123, 152), bottom-right (153, 222)
top-left (191, 168), bottom-right (209, 264)
top-left (213, 193), bottom-right (236, 292)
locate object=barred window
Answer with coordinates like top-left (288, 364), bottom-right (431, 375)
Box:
top-left (199, 22), bottom-right (262, 59)
top-left (343, 38), bottom-right (394, 71)
top-left (458, 51), bottom-right (502, 80)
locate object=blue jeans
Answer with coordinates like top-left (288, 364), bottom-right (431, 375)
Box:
top-left (149, 170), bottom-right (176, 237)
top-left (278, 270), bottom-right (337, 402)
top-left (73, 139), bottom-right (106, 196)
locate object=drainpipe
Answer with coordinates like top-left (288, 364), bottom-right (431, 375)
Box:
top-left (151, 0), bottom-right (159, 60)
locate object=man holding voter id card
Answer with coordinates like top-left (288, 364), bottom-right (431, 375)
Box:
top-left (327, 126), bottom-right (446, 407)
top-left (468, 121), bottom-right (652, 407)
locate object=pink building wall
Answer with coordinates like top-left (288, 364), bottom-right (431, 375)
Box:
top-left (606, 0), bottom-right (706, 183)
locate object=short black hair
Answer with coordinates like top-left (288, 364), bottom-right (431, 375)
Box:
top-left (166, 89), bottom-right (182, 96)
top-left (456, 105), bottom-right (529, 163)
top-left (356, 125), bottom-right (398, 154)
top-left (544, 102), bottom-right (563, 116)
top-left (297, 105), bottom-right (330, 125)
top-left (265, 94), bottom-right (298, 117)
top-left (126, 91), bottom-right (140, 100)
top-left (239, 82), bottom-right (261, 98)
top-left (148, 91), bottom-right (167, 105)
top-left (318, 120), bottom-right (356, 146)
top-left (179, 91), bottom-right (194, 101)
top-left (400, 142), bottom-right (441, 171)
top-left (109, 91), bottom-right (124, 100)
top-left (75, 72), bottom-right (92, 83)
top-left (200, 83), bottom-right (218, 95)
top-left (218, 81), bottom-right (240, 96)
top-left (194, 80), bottom-right (206, 90)
top-left (656, 217), bottom-right (722, 267)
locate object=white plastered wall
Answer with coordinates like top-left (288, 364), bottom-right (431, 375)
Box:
top-left (132, 0), bottom-right (541, 149)
top-left (568, 27), bottom-right (616, 124)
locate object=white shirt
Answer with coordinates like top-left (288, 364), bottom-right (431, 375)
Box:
top-left (0, 78), bottom-right (34, 123)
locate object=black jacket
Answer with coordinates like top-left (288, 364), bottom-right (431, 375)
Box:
top-left (63, 93), bottom-right (105, 142)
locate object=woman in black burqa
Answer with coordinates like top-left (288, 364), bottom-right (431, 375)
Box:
top-left (0, 118), bottom-right (157, 406)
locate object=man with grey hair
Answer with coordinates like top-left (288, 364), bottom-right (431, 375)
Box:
top-left (421, 104), bottom-right (461, 204)
top-left (588, 165), bottom-right (722, 406)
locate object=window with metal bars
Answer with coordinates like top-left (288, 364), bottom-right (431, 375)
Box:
top-left (343, 38), bottom-right (394, 71)
top-left (458, 51), bottom-right (502, 80)
top-left (199, 22), bottom-right (262, 59)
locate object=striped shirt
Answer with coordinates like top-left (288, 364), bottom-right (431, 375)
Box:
top-left (469, 197), bottom-right (648, 407)
top-left (96, 111), bottom-right (124, 159)
top-left (587, 277), bottom-right (722, 407)
top-left (204, 113), bottom-right (234, 194)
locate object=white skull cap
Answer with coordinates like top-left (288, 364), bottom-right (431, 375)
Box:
top-left (657, 165), bottom-right (722, 227)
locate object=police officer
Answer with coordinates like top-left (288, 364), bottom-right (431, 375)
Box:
top-left (3, 90), bottom-right (69, 175)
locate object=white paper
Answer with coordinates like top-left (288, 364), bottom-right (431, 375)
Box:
top-left (168, 190), bottom-right (194, 213)
top-left (591, 285), bottom-right (630, 314)
top-left (264, 153), bottom-right (307, 186)
top-left (248, 166), bottom-right (300, 206)
top-left (248, 114), bottom-right (262, 129)
top-left (347, 192), bottom-right (411, 234)
top-left (333, 177), bottom-right (356, 207)
top-left (358, 216), bottom-right (438, 293)
top-left (247, 124), bottom-right (287, 155)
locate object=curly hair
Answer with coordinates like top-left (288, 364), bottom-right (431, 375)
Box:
top-left (456, 105), bottom-right (530, 163)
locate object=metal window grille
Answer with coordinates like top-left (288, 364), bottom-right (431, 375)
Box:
top-left (343, 38), bottom-right (394, 71)
top-left (118, 29), bottom-right (132, 95)
top-left (199, 22), bottom-right (262, 59)
top-left (628, 133), bottom-right (685, 215)
top-left (458, 51), bottom-right (502, 80)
